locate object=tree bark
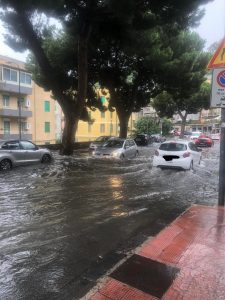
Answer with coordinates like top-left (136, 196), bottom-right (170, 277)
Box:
top-left (178, 111), bottom-right (187, 137)
top-left (117, 108), bottom-right (131, 138)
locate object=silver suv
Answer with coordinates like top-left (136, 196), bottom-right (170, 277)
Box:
top-left (0, 140), bottom-right (52, 171)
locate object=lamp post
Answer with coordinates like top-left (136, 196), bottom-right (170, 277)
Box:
top-left (17, 68), bottom-right (22, 140)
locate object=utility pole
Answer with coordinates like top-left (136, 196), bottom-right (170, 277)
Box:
top-left (208, 40), bottom-right (225, 206)
top-left (218, 109), bottom-right (225, 205)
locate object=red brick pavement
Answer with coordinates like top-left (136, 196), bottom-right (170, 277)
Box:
top-left (86, 205), bottom-right (225, 300)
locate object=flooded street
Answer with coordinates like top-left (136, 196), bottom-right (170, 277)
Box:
top-left (0, 142), bottom-right (220, 300)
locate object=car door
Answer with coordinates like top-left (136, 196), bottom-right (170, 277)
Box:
top-left (19, 141), bottom-right (41, 162)
top-left (188, 142), bottom-right (201, 163)
top-left (129, 140), bottom-right (136, 157)
top-left (124, 140), bottom-right (131, 158)
top-left (1, 140), bottom-right (24, 164)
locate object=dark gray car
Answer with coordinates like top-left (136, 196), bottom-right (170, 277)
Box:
top-left (0, 140), bottom-right (52, 170)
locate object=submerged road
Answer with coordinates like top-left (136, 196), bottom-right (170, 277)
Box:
top-left (0, 142), bottom-right (220, 300)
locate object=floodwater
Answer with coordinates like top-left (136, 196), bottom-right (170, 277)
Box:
top-left (0, 143), bottom-right (220, 300)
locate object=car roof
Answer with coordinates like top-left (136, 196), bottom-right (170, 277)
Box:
top-left (161, 139), bottom-right (191, 145)
top-left (109, 137), bottom-right (125, 141)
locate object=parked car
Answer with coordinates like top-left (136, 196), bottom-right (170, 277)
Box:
top-left (190, 131), bottom-right (202, 141)
top-left (89, 136), bottom-right (113, 150)
top-left (211, 133), bottom-right (220, 140)
top-left (134, 134), bottom-right (150, 146)
top-left (183, 131), bottom-right (192, 138)
top-left (92, 137), bottom-right (138, 159)
top-left (195, 134), bottom-right (214, 147)
top-left (153, 140), bottom-right (202, 170)
top-left (0, 140), bottom-right (52, 171)
top-left (150, 134), bottom-right (166, 143)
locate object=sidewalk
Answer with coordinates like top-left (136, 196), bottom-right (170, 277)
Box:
top-left (84, 205), bottom-right (225, 300)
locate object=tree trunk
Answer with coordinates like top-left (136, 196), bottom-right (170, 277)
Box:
top-left (60, 109), bottom-right (78, 155)
top-left (178, 111), bottom-right (187, 138)
top-left (117, 109), bottom-right (131, 138)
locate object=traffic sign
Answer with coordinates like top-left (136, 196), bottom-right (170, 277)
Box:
top-left (208, 37), bottom-right (225, 69)
top-left (210, 68), bottom-right (225, 107)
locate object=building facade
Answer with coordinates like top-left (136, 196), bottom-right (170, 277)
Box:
top-left (0, 55), bottom-right (61, 144)
top-left (76, 109), bottom-right (136, 141)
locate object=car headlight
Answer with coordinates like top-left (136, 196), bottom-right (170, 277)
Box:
top-left (111, 151), bottom-right (121, 157)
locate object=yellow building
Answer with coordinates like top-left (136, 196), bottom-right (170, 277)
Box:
top-left (0, 55), bottom-right (137, 144)
top-left (76, 109), bottom-right (136, 141)
top-left (0, 55), bottom-right (61, 144)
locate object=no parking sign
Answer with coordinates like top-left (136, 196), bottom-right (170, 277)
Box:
top-left (211, 68), bottom-right (225, 107)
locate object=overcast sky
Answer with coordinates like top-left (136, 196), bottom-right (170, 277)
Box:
top-left (0, 0), bottom-right (224, 62)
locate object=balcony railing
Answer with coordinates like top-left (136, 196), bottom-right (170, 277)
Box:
top-left (0, 80), bottom-right (32, 95)
top-left (0, 105), bottom-right (32, 118)
top-left (0, 130), bottom-right (32, 140)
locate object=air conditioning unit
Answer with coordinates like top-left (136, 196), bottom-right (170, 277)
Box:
top-left (25, 99), bottom-right (31, 108)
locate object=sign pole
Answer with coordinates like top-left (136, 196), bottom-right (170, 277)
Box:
top-left (218, 109), bottom-right (225, 205)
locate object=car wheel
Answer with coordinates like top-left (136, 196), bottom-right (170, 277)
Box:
top-left (0, 159), bottom-right (12, 171)
top-left (41, 154), bottom-right (52, 163)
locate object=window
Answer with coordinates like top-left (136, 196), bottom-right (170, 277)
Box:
top-left (44, 100), bottom-right (50, 112)
top-left (45, 122), bottom-right (50, 133)
top-left (188, 142), bottom-right (199, 152)
top-left (20, 72), bottom-right (32, 85)
top-left (3, 121), bottom-right (10, 134)
top-left (159, 142), bottom-right (187, 151)
top-left (100, 124), bottom-right (105, 133)
top-left (3, 95), bottom-right (9, 107)
top-left (21, 122), bottom-right (30, 132)
top-left (20, 141), bottom-right (36, 150)
top-left (110, 123), bottom-right (113, 134)
top-left (18, 98), bottom-right (25, 108)
top-left (3, 68), bottom-right (17, 82)
top-left (4, 141), bottom-right (20, 150)
top-left (101, 111), bottom-right (105, 118)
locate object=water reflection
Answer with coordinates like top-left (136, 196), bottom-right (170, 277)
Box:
top-left (0, 144), bottom-right (220, 300)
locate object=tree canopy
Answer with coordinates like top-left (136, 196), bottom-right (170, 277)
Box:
top-left (0, 0), bottom-right (214, 153)
top-left (151, 31), bottom-right (211, 135)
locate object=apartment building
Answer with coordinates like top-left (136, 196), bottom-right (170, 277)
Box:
top-left (76, 109), bottom-right (136, 141)
top-left (0, 55), bottom-right (61, 144)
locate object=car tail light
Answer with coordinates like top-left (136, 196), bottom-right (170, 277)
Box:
top-left (155, 150), bottom-right (159, 156)
top-left (183, 151), bottom-right (190, 158)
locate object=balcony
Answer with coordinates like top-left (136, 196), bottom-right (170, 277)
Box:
top-left (0, 133), bottom-right (32, 140)
top-left (0, 81), bottom-right (32, 95)
top-left (0, 106), bottom-right (32, 118)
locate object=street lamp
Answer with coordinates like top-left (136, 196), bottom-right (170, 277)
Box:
top-left (17, 69), bottom-right (22, 140)
top-left (6, 61), bottom-right (22, 140)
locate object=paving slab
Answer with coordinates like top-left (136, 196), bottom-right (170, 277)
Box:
top-left (85, 205), bottom-right (225, 300)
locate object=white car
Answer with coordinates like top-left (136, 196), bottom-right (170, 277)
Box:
top-left (153, 140), bottom-right (202, 170)
top-left (190, 131), bottom-right (202, 141)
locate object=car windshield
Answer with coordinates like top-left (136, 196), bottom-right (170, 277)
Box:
top-left (95, 136), bottom-right (108, 142)
top-left (159, 143), bottom-right (187, 151)
top-left (104, 140), bottom-right (123, 148)
top-left (192, 133), bottom-right (201, 136)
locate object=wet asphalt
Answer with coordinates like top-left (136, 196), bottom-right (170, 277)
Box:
top-left (0, 142), bottom-right (220, 300)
